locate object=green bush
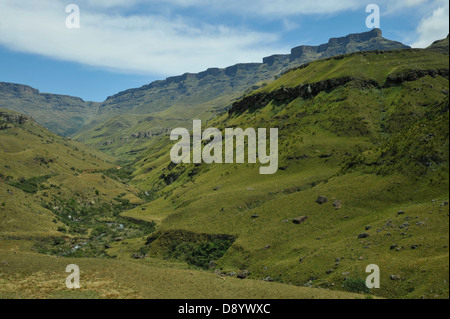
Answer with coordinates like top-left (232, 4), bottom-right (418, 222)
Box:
top-left (343, 278), bottom-right (370, 294)
top-left (168, 239), bottom-right (234, 269)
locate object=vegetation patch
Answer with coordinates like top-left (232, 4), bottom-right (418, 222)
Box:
top-left (146, 230), bottom-right (235, 269)
top-left (8, 175), bottom-right (54, 194)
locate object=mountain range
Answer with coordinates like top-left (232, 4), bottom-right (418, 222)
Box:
top-left (0, 28), bottom-right (448, 299)
top-left (1, 29), bottom-right (409, 159)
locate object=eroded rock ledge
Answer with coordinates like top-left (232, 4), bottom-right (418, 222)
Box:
top-left (228, 68), bottom-right (449, 116)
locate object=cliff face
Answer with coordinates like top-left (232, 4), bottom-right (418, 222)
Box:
top-left (0, 110), bottom-right (33, 124)
top-left (1, 29), bottom-right (411, 152)
top-left (0, 83), bottom-right (100, 136)
top-left (103, 29), bottom-right (408, 111)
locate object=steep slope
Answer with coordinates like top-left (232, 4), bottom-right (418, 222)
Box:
top-left (0, 83), bottom-right (100, 136)
top-left (74, 29), bottom-right (409, 160)
top-left (0, 109), bottom-right (146, 243)
top-left (427, 34), bottom-right (449, 55)
top-left (123, 48), bottom-right (449, 299)
top-left (0, 109), bottom-right (366, 299)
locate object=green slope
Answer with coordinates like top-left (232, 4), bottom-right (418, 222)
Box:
top-left (1, 109), bottom-right (367, 299)
top-left (123, 47), bottom-right (449, 299)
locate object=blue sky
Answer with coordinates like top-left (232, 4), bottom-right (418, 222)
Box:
top-left (0, 0), bottom-right (448, 102)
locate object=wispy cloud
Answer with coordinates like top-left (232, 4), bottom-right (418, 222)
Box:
top-left (0, 0), bottom-right (281, 75)
top-left (411, 0), bottom-right (449, 48)
top-left (0, 0), bottom-right (447, 77)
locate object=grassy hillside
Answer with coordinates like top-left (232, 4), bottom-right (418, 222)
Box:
top-left (123, 48), bottom-right (449, 299)
top-left (0, 109), bottom-right (148, 247)
top-left (1, 36), bottom-right (448, 300)
top-left (0, 247), bottom-right (364, 299)
top-left (1, 109), bottom-right (366, 299)
top-left (427, 34), bottom-right (449, 55)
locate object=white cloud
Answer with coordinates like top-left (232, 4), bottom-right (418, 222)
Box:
top-left (411, 1), bottom-right (449, 48)
top-left (0, 0), bottom-right (282, 76)
top-left (0, 0), bottom-right (447, 77)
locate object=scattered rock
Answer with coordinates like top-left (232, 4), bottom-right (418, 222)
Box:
top-left (316, 196), bottom-right (328, 204)
top-left (263, 245), bottom-right (271, 250)
top-left (113, 237), bottom-right (124, 242)
top-left (333, 200), bottom-right (342, 210)
top-left (390, 275), bottom-right (402, 281)
top-left (293, 216), bottom-right (308, 225)
top-left (342, 272), bottom-right (350, 276)
top-left (358, 233), bottom-right (370, 239)
top-left (237, 270), bottom-right (249, 279)
top-left (263, 276), bottom-right (274, 282)
top-left (390, 244), bottom-right (398, 250)
top-left (1, 261), bottom-right (8, 265)
top-left (213, 185), bottom-right (222, 191)
top-left (397, 211), bottom-right (405, 217)
top-left (399, 222), bottom-right (410, 229)
top-left (411, 245), bottom-right (419, 250)
top-left (326, 269), bottom-right (334, 275)
top-left (251, 214), bottom-right (259, 219)
top-left (247, 188), bottom-right (255, 191)
top-left (209, 261), bottom-right (217, 269)
top-left (365, 226), bottom-right (372, 231)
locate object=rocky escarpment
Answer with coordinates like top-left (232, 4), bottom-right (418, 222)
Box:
top-left (228, 63), bottom-right (449, 115)
top-left (0, 110), bottom-right (34, 130)
top-left (0, 111), bottom-right (34, 125)
top-left (228, 77), bottom-right (378, 115)
top-left (101, 29), bottom-right (409, 112)
top-left (384, 69), bottom-right (449, 87)
top-left (131, 128), bottom-right (171, 139)
top-left (0, 83), bottom-right (99, 137)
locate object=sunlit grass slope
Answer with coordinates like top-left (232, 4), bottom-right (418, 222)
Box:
top-left (126, 48), bottom-right (449, 299)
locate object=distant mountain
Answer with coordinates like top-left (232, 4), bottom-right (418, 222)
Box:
top-left (98, 29), bottom-right (408, 116)
top-left (0, 83), bottom-right (100, 136)
top-left (0, 29), bottom-right (410, 158)
top-left (74, 29), bottom-right (410, 158)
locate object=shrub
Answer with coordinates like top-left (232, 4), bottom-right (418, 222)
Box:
top-left (343, 278), bottom-right (370, 294)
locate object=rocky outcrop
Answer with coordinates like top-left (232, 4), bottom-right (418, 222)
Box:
top-left (229, 65), bottom-right (449, 116)
top-left (384, 69), bottom-right (449, 88)
top-left (131, 128), bottom-right (171, 139)
top-left (0, 111), bottom-right (33, 125)
top-left (229, 77), bottom-right (379, 115)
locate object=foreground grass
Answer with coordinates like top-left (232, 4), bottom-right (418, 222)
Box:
top-left (0, 249), bottom-right (364, 299)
